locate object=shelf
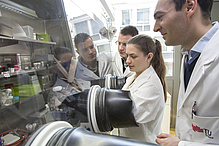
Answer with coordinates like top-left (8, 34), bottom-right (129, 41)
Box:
top-left (0, 36), bottom-right (56, 45)
top-left (0, 68), bottom-right (48, 79)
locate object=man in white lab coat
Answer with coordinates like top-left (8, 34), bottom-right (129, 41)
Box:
top-left (74, 33), bottom-right (113, 90)
top-left (113, 25), bottom-right (138, 77)
top-left (154, 0), bottom-right (219, 145)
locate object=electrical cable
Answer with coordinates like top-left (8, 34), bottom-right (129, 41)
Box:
top-left (0, 129), bottom-right (28, 146)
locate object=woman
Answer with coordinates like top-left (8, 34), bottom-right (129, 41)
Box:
top-left (119, 34), bottom-right (167, 143)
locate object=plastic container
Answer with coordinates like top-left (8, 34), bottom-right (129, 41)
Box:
top-left (13, 96), bottom-right (19, 103)
top-left (13, 84), bottom-right (40, 97)
top-left (4, 93), bottom-right (13, 106)
top-left (22, 25), bottom-right (34, 39)
top-left (51, 110), bottom-right (69, 121)
top-left (36, 34), bottom-right (50, 42)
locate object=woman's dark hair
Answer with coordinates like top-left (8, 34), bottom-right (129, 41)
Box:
top-left (171, 0), bottom-right (213, 20)
top-left (127, 34), bottom-right (167, 102)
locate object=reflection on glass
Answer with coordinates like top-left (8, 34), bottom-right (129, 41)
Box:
top-left (122, 10), bottom-right (130, 25)
top-left (75, 21), bottom-right (90, 34)
top-left (137, 8), bottom-right (150, 24)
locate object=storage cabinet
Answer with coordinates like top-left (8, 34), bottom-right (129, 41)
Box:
top-left (0, 36), bottom-right (57, 133)
top-left (0, 0), bottom-right (75, 144)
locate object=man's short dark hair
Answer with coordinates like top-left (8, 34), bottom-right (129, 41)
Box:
top-left (171, 0), bottom-right (213, 20)
top-left (74, 33), bottom-right (92, 49)
top-left (54, 46), bottom-right (72, 60)
top-left (120, 25), bottom-right (139, 37)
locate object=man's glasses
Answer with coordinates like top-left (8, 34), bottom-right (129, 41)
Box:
top-left (115, 41), bottom-right (127, 47)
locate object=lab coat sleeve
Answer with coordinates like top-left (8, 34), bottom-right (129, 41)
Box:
top-left (97, 52), bottom-right (113, 76)
top-left (99, 52), bottom-right (113, 61)
top-left (131, 82), bottom-right (164, 124)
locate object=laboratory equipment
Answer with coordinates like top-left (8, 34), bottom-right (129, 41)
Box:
top-left (24, 121), bottom-right (157, 146)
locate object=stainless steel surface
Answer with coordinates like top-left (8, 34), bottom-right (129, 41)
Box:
top-left (0, 0), bottom-right (38, 18)
top-left (0, 0), bottom-right (73, 50)
top-left (0, 23), bottom-right (13, 37)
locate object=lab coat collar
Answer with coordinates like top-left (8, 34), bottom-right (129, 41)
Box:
top-left (76, 61), bottom-right (99, 80)
top-left (114, 52), bottom-right (123, 75)
top-left (200, 29), bottom-right (219, 66)
top-left (181, 28), bottom-right (219, 105)
top-left (78, 56), bottom-right (98, 72)
top-left (127, 65), bottom-right (154, 88)
top-left (180, 21), bottom-right (219, 55)
top-left (190, 21), bottom-right (219, 54)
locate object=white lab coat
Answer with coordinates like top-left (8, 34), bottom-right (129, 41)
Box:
top-left (112, 52), bottom-right (134, 77)
top-left (119, 65), bottom-right (165, 143)
top-left (75, 52), bottom-right (113, 90)
top-left (176, 29), bottom-right (219, 146)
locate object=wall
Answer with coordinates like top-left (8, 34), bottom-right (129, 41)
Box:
top-left (212, 1), bottom-right (219, 22)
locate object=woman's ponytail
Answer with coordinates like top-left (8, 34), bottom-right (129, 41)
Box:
top-left (151, 39), bottom-right (167, 102)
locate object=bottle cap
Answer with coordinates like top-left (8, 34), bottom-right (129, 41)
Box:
top-left (13, 96), bottom-right (19, 100)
